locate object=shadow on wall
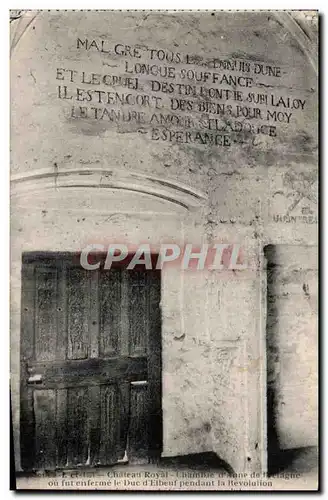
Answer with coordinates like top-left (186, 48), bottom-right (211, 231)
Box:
top-left (264, 245), bottom-right (318, 476)
top-left (160, 452), bottom-right (235, 474)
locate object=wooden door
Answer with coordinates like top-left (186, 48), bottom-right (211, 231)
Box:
top-left (20, 252), bottom-right (162, 471)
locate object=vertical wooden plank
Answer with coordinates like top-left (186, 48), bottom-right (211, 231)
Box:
top-left (67, 387), bottom-right (89, 466)
top-left (21, 262), bottom-right (36, 361)
top-left (117, 382), bottom-right (131, 460)
top-left (88, 268), bottom-right (100, 466)
top-left (34, 389), bottom-right (57, 469)
top-left (99, 269), bottom-right (121, 357)
top-left (56, 388), bottom-right (68, 468)
top-left (88, 385), bottom-right (101, 466)
top-left (67, 268), bottom-right (90, 360)
top-left (128, 383), bottom-right (149, 464)
top-left (56, 261), bottom-right (67, 361)
top-left (35, 267), bottom-right (57, 362)
top-left (128, 271), bottom-right (147, 356)
top-left (120, 271), bottom-right (129, 357)
top-left (20, 385), bottom-right (35, 471)
top-left (89, 270), bottom-right (99, 359)
top-left (99, 385), bottom-right (118, 465)
top-left (20, 261), bottom-right (36, 470)
top-left (147, 271), bottom-right (162, 460)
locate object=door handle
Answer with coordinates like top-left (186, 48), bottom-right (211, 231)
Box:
top-left (131, 380), bottom-right (148, 387)
top-left (27, 373), bottom-right (43, 384)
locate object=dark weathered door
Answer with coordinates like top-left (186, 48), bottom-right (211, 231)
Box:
top-left (20, 252), bottom-right (162, 471)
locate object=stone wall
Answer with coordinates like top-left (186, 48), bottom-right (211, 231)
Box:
top-left (265, 245), bottom-right (318, 450)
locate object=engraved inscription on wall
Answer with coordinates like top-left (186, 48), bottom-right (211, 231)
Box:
top-left (55, 39), bottom-right (308, 148)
